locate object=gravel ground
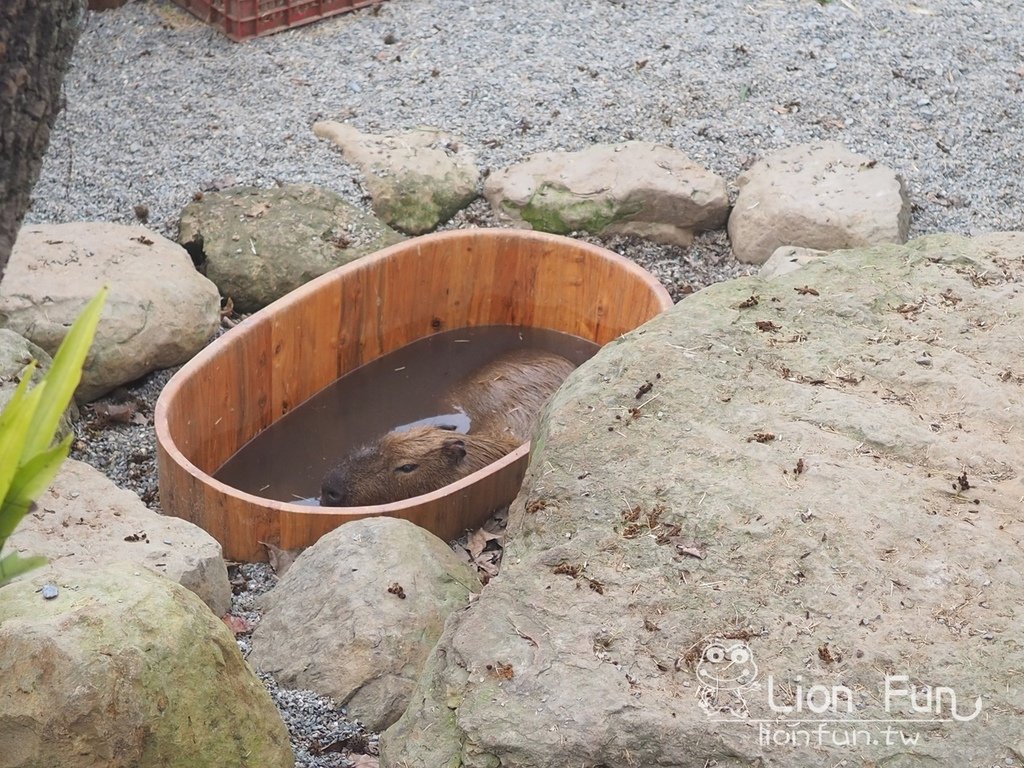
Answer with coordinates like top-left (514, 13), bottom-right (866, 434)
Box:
top-left (31, 0), bottom-right (1024, 765)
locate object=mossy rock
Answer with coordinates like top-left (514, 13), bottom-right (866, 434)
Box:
top-left (179, 183), bottom-right (404, 312)
top-left (0, 562), bottom-right (294, 768)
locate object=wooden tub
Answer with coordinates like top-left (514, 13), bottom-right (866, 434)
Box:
top-left (155, 229), bottom-right (673, 561)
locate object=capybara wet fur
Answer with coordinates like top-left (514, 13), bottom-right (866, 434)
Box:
top-left (320, 427), bottom-right (520, 506)
top-left (320, 349), bottom-right (575, 506)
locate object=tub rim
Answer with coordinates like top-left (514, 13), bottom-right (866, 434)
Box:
top-left (154, 228), bottom-right (673, 546)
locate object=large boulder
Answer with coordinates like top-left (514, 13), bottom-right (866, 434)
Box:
top-left (381, 233), bottom-right (1024, 767)
top-left (728, 141), bottom-right (911, 264)
top-left (178, 184), bottom-right (404, 312)
top-left (0, 222), bottom-right (221, 401)
top-left (758, 245), bottom-right (828, 279)
top-left (485, 141), bottom-right (729, 246)
top-left (249, 517), bottom-right (480, 732)
top-left (7, 459), bottom-right (231, 616)
top-left (0, 328), bottom-right (77, 437)
top-left (314, 121), bottom-right (480, 235)
top-left (0, 562), bottom-right (293, 768)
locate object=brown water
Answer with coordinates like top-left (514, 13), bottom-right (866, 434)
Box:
top-left (214, 325), bottom-right (599, 503)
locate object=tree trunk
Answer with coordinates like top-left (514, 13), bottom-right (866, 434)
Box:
top-left (0, 0), bottom-right (84, 283)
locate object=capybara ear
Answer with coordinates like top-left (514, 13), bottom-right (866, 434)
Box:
top-left (442, 438), bottom-right (467, 463)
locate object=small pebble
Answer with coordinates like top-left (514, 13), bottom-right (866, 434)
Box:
top-left (41, 584), bottom-right (59, 600)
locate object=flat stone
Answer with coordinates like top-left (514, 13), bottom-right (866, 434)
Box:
top-left (314, 121), bottom-right (479, 235)
top-left (250, 517), bottom-right (480, 732)
top-left (7, 459), bottom-right (231, 616)
top-left (728, 141), bottom-right (911, 264)
top-left (484, 141), bottom-right (728, 246)
top-left (0, 222), bottom-right (220, 401)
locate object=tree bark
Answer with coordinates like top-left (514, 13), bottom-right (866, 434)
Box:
top-left (0, 0), bottom-right (84, 283)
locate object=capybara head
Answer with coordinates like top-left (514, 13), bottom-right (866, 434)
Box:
top-left (320, 426), bottom-right (519, 507)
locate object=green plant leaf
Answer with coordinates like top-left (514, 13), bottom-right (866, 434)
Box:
top-left (0, 436), bottom-right (70, 542)
top-left (0, 360), bottom-right (36, 420)
top-left (0, 551), bottom-right (47, 585)
top-left (21, 286), bottom-right (107, 460)
top-left (0, 366), bottom-right (40, 504)
top-left (0, 287), bottom-right (105, 587)
top-left (0, 379), bottom-right (48, 513)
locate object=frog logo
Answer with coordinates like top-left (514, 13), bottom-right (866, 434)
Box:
top-left (697, 640), bottom-right (758, 689)
top-left (696, 640), bottom-right (758, 718)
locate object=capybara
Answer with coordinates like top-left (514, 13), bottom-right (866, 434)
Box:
top-left (320, 349), bottom-right (574, 506)
top-left (319, 426), bottom-right (520, 507)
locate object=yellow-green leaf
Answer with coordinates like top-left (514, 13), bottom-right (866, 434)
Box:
top-left (0, 365), bottom-right (40, 503)
top-left (0, 379), bottom-right (48, 509)
top-left (0, 436), bottom-right (70, 542)
top-left (21, 286), bottom-right (106, 459)
top-left (0, 551), bottom-right (47, 585)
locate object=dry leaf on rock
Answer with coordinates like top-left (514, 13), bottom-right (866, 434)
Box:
top-left (467, 528), bottom-right (502, 559)
top-left (245, 202), bottom-right (272, 218)
top-left (261, 540), bottom-right (299, 577)
top-left (90, 402), bottom-right (138, 426)
top-left (455, 507), bottom-right (509, 582)
top-left (475, 558), bottom-right (500, 581)
top-left (677, 543), bottom-right (706, 560)
top-left (221, 614), bottom-right (252, 635)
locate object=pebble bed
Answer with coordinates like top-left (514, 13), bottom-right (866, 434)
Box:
top-left (31, 1), bottom-right (1024, 765)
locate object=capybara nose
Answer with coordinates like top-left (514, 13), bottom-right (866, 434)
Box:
top-left (319, 487), bottom-right (348, 507)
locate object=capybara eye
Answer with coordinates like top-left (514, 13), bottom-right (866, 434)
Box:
top-left (396, 463), bottom-right (419, 473)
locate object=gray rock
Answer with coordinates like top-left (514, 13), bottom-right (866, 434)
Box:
top-left (759, 245), bottom-right (830, 279)
top-left (250, 517), bottom-right (480, 732)
top-left (0, 222), bottom-right (221, 401)
top-left (382, 233), bottom-right (1024, 767)
top-left (484, 141), bottom-right (729, 246)
top-left (7, 459), bottom-right (231, 616)
top-left (0, 328), bottom-right (77, 438)
top-left (178, 184), bottom-right (404, 312)
top-left (728, 141), bottom-right (911, 264)
top-left (314, 121), bottom-right (479, 235)
top-left (0, 561), bottom-right (293, 768)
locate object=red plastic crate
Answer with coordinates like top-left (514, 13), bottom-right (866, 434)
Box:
top-left (171, 0), bottom-right (380, 42)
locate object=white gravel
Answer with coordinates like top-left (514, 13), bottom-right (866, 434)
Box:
top-left (32, 1), bottom-right (1024, 765)
top-left (30, 1), bottom-right (1024, 250)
